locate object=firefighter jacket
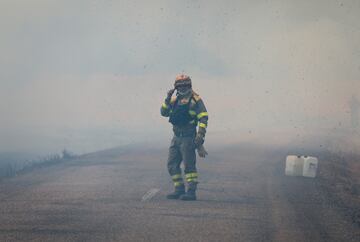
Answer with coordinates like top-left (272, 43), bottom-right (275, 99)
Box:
top-left (161, 91), bottom-right (208, 137)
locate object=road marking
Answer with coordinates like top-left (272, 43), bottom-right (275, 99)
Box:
top-left (141, 188), bottom-right (160, 202)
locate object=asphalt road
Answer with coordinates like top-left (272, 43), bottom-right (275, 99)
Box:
top-left (0, 144), bottom-right (359, 241)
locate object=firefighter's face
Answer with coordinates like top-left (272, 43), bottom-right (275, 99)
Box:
top-left (176, 85), bottom-right (191, 95)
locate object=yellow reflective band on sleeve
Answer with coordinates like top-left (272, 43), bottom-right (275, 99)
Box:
top-left (197, 112), bottom-right (208, 119)
top-left (189, 110), bottom-right (196, 116)
top-left (162, 103), bottom-right (168, 109)
top-left (199, 123), bottom-right (207, 128)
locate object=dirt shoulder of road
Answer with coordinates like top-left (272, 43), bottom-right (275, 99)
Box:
top-left (317, 151), bottom-right (360, 227)
top-left (262, 147), bottom-right (360, 242)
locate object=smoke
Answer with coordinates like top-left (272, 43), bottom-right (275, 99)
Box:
top-left (1, 0), bottom-right (359, 154)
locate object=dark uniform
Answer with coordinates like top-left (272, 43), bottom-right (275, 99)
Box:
top-left (160, 90), bottom-right (208, 198)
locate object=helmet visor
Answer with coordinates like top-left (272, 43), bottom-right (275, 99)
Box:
top-left (176, 85), bottom-right (191, 95)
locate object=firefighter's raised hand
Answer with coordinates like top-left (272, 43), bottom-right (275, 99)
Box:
top-left (165, 88), bottom-right (175, 104)
top-left (167, 88), bottom-right (175, 98)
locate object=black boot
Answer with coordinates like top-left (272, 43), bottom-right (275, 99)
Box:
top-left (180, 183), bottom-right (197, 201)
top-left (166, 185), bottom-right (185, 199)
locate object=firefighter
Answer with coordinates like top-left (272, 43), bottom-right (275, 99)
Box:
top-left (160, 74), bottom-right (208, 201)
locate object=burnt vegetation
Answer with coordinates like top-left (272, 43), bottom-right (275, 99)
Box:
top-left (0, 149), bottom-right (77, 181)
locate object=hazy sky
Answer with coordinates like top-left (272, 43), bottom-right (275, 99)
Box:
top-left (1, 0), bottom-right (359, 154)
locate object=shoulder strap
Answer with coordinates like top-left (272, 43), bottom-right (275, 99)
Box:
top-left (192, 91), bottom-right (201, 102)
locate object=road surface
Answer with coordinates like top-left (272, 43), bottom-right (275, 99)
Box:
top-left (0, 144), bottom-right (359, 241)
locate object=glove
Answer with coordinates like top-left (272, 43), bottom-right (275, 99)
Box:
top-left (165, 89), bottom-right (175, 104)
top-left (194, 133), bottom-right (205, 148)
top-left (197, 145), bottom-right (208, 158)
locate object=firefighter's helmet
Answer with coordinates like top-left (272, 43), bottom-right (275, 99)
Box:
top-left (174, 74), bottom-right (192, 88)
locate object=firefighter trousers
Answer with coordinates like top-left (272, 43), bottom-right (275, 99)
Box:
top-left (167, 135), bottom-right (198, 189)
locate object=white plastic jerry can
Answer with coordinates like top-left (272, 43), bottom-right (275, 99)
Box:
top-left (302, 156), bottom-right (318, 178)
top-left (285, 155), bottom-right (304, 176)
